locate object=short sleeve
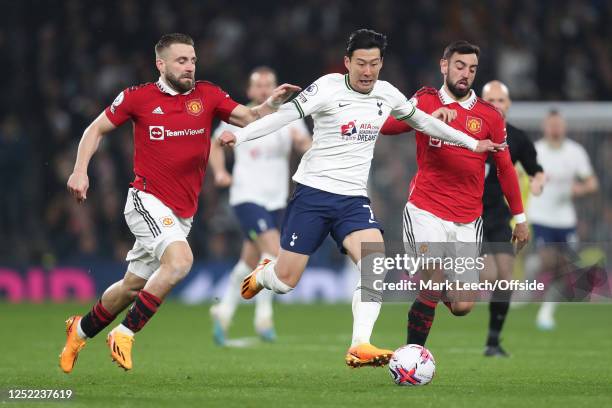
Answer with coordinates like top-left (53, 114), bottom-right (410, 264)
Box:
top-left (575, 144), bottom-right (594, 179)
top-left (212, 86), bottom-right (240, 122)
top-left (290, 76), bottom-right (330, 118)
top-left (104, 89), bottom-right (134, 127)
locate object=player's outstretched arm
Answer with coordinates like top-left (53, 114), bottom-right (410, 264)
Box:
top-left (401, 107), bottom-right (505, 153)
top-left (67, 112), bottom-right (116, 203)
top-left (220, 103), bottom-right (302, 148)
top-left (229, 83), bottom-right (301, 127)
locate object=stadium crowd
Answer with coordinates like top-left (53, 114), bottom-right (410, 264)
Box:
top-left (1, 0), bottom-right (611, 265)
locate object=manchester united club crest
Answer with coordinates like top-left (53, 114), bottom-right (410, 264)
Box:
top-left (466, 116), bottom-right (482, 134)
top-left (160, 216), bottom-right (175, 227)
top-left (186, 99), bottom-right (203, 116)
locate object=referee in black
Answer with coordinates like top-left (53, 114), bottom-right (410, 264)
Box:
top-left (481, 81), bottom-right (546, 357)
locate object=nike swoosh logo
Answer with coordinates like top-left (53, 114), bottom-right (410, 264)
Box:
top-left (338, 103), bottom-right (351, 107)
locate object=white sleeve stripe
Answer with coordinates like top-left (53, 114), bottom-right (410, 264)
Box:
top-left (292, 99), bottom-right (305, 118)
top-left (396, 104), bottom-right (416, 121)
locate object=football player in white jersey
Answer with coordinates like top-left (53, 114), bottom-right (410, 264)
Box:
top-left (528, 110), bottom-right (598, 329)
top-left (219, 29), bottom-right (503, 367)
top-left (208, 67), bottom-right (311, 345)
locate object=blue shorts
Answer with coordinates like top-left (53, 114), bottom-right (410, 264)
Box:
top-left (532, 224), bottom-right (577, 248)
top-left (280, 184), bottom-right (383, 255)
top-left (233, 203), bottom-right (284, 241)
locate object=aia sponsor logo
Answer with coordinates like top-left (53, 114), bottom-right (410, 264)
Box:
top-left (340, 121), bottom-right (379, 142)
top-left (149, 125), bottom-right (165, 140)
top-left (341, 121), bottom-right (357, 137)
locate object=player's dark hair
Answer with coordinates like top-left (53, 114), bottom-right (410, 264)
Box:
top-left (442, 40), bottom-right (480, 60)
top-left (155, 33), bottom-right (195, 57)
top-left (346, 29), bottom-right (387, 58)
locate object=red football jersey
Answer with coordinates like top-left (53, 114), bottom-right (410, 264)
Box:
top-left (105, 78), bottom-right (239, 218)
top-left (381, 86), bottom-right (523, 223)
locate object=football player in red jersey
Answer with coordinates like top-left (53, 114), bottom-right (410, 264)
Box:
top-left (380, 41), bottom-right (529, 347)
top-left (59, 33), bottom-right (300, 373)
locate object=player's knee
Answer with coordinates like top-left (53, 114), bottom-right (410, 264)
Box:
top-left (165, 255), bottom-right (193, 285)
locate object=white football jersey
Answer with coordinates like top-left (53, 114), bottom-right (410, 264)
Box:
top-left (290, 73), bottom-right (415, 197)
top-left (527, 138), bottom-right (594, 228)
top-left (212, 119), bottom-right (310, 210)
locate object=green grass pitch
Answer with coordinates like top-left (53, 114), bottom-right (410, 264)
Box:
top-left (1, 302), bottom-right (611, 407)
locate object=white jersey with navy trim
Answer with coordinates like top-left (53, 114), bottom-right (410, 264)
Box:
top-left (213, 119), bottom-right (309, 210)
top-left (527, 138), bottom-right (594, 228)
top-left (290, 73), bottom-right (415, 197)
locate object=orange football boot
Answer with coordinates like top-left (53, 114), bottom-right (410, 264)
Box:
top-left (345, 343), bottom-right (393, 368)
top-left (240, 259), bottom-right (270, 299)
top-left (107, 330), bottom-right (134, 371)
top-left (59, 316), bottom-right (87, 374)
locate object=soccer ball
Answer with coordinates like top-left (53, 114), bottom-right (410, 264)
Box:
top-left (388, 344), bottom-right (436, 386)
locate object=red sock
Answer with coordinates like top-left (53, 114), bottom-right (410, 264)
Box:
top-left (80, 299), bottom-right (117, 338)
top-left (121, 290), bottom-right (162, 333)
top-left (407, 290), bottom-right (442, 345)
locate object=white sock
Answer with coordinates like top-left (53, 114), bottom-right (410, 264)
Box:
top-left (255, 259), bottom-right (293, 294)
top-left (351, 259), bottom-right (383, 347)
top-left (537, 301), bottom-right (557, 321)
top-left (77, 319), bottom-right (89, 339)
top-left (114, 323), bottom-right (135, 337)
top-left (216, 260), bottom-right (252, 324)
top-left (255, 289), bottom-right (274, 328)
top-left (255, 254), bottom-right (276, 328)
top-left (538, 277), bottom-right (564, 321)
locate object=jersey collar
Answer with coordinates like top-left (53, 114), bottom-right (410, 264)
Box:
top-left (156, 76), bottom-right (194, 96)
top-left (344, 74), bottom-right (373, 95)
top-left (438, 85), bottom-right (477, 110)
